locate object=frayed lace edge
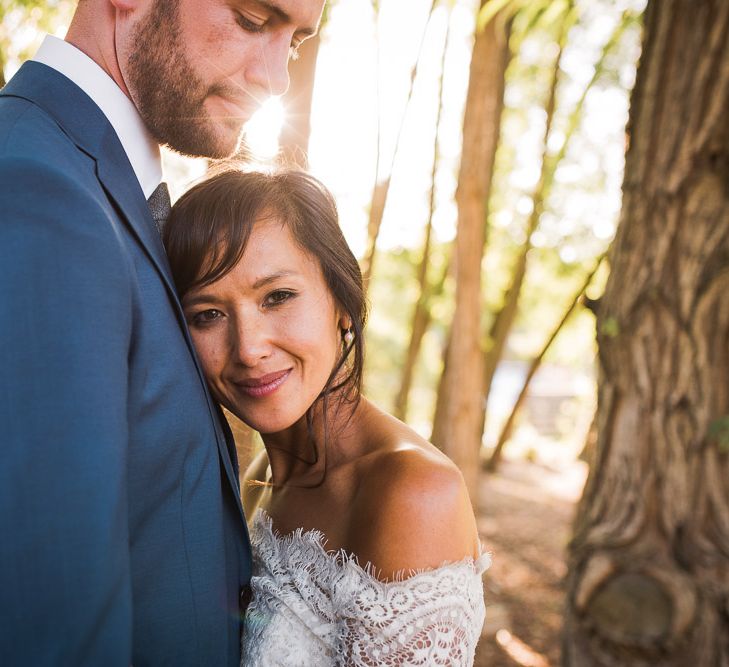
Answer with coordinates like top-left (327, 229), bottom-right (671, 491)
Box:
top-left (252, 508), bottom-right (492, 586)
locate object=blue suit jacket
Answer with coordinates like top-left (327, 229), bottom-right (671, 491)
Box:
top-left (0, 62), bottom-right (251, 666)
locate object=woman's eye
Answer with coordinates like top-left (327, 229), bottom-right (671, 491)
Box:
top-left (236, 12), bottom-right (266, 33)
top-left (264, 290), bottom-right (296, 307)
top-left (192, 309), bottom-right (224, 326)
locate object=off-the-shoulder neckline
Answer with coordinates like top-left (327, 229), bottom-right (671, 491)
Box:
top-left (251, 508), bottom-right (491, 585)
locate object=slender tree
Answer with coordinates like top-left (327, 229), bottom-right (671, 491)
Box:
top-left (431, 1), bottom-right (511, 497)
top-left (393, 6), bottom-right (453, 422)
top-left (486, 253), bottom-right (606, 470)
top-left (479, 2), bottom-right (572, 434)
top-left (479, 8), bottom-right (634, 441)
top-left (565, 1), bottom-right (729, 664)
top-left (361, 0), bottom-right (438, 289)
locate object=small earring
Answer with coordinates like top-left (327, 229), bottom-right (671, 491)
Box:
top-left (343, 328), bottom-right (354, 346)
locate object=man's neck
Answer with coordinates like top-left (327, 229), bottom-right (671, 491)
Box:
top-left (65, 2), bottom-right (131, 99)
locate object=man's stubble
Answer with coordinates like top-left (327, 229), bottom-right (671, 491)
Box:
top-left (126, 0), bottom-right (248, 159)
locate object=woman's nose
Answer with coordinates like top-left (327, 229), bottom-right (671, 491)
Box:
top-left (231, 317), bottom-right (272, 367)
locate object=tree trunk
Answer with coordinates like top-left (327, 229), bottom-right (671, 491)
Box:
top-left (278, 33), bottom-right (321, 168)
top-left (394, 9), bottom-right (453, 422)
top-left (361, 0), bottom-right (438, 289)
top-left (481, 3), bottom-right (631, 435)
top-left (395, 261), bottom-right (448, 421)
top-left (565, 2), bottom-right (729, 665)
top-left (486, 254), bottom-right (605, 471)
top-left (430, 328), bottom-right (451, 449)
top-left (431, 5), bottom-right (510, 498)
top-left (479, 8), bottom-right (566, 437)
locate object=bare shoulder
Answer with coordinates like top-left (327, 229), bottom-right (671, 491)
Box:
top-left (241, 449), bottom-right (270, 514)
top-left (348, 408), bottom-right (480, 580)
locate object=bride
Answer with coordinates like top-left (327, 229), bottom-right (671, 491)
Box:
top-left (164, 169), bottom-right (489, 666)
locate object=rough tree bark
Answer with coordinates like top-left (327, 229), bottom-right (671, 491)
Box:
top-left (565, 2), bottom-right (729, 665)
top-left (431, 4), bottom-right (510, 497)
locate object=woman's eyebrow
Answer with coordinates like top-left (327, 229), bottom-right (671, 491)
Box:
top-left (252, 270), bottom-right (298, 290)
top-left (183, 292), bottom-right (223, 308)
top-left (182, 271), bottom-right (299, 307)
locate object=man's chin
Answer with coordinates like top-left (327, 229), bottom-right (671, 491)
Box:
top-left (162, 122), bottom-right (245, 160)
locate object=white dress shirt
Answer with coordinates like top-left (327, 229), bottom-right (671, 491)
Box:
top-left (33, 35), bottom-right (162, 199)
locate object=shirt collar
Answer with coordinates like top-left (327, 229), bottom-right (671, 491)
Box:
top-left (33, 35), bottom-right (162, 199)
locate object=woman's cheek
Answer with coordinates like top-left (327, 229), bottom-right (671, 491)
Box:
top-left (193, 331), bottom-right (225, 377)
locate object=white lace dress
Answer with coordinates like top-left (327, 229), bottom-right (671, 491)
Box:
top-left (241, 510), bottom-right (490, 666)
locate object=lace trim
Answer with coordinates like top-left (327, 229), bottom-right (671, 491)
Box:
top-left (252, 508), bottom-right (492, 583)
top-left (242, 509), bottom-right (490, 666)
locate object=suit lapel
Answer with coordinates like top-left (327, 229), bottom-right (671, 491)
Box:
top-left (99, 159), bottom-right (245, 516)
top-left (3, 63), bottom-right (178, 296)
top-left (2, 62), bottom-right (244, 515)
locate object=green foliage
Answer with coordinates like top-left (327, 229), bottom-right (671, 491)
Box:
top-left (363, 241), bottom-right (451, 428)
top-left (709, 417), bottom-right (729, 454)
top-left (361, 0), bottom-right (644, 436)
top-left (0, 0), bottom-right (75, 84)
top-left (478, 0), bottom-right (573, 37)
top-left (600, 316), bottom-right (620, 338)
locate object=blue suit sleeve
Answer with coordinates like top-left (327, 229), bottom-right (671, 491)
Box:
top-left (0, 158), bottom-right (134, 665)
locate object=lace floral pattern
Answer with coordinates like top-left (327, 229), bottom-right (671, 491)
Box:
top-left (241, 510), bottom-right (490, 666)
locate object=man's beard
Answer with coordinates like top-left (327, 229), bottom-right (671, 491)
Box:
top-left (126, 0), bottom-right (248, 159)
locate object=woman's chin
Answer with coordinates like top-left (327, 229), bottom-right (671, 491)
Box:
top-left (230, 411), bottom-right (303, 436)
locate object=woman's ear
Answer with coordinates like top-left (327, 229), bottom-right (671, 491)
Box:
top-left (338, 315), bottom-right (352, 332)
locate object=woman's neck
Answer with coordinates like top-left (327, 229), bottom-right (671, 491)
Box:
top-left (261, 393), bottom-right (363, 487)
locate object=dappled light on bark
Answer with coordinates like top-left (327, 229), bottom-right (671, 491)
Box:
top-left (566, 1), bottom-right (729, 663)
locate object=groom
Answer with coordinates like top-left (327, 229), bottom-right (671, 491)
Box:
top-left (0, 0), bottom-right (323, 664)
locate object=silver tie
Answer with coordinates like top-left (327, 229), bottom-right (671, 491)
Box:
top-left (147, 181), bottom-right (171, 235)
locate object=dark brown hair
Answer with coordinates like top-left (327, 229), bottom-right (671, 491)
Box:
top-left (164, 167), bottom-right (366, 414)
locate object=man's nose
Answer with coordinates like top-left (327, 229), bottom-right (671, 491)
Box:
top-left (248, 34), bottom-right (292, 98)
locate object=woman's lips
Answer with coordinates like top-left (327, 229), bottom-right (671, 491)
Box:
top-left (235, 369), bottom-right (291, 398)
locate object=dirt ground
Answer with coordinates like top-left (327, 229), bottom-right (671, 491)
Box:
top-left (473, 457), bottom-right (588, 667)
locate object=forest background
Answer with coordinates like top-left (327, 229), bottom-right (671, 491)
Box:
top-left (4, 0), bottom-right (728, 665)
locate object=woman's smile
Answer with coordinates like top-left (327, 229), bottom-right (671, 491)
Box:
top-left (183, 217), bottom-right (345, 435)
top-left (234, 369), bottom-right (292, 398)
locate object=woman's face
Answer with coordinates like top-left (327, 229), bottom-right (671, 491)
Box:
top-left (183, 217), bottom-right (345, 434)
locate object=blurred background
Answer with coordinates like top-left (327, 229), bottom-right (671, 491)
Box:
top-left (6, 1), bottom-right (728, 665)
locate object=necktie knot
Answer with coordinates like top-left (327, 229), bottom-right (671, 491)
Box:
top-left (147, 181), bottom-right (171, 235)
